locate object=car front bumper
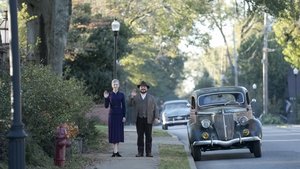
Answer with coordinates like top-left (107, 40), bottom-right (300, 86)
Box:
top-left (192, 136), bottom-right (261, 147)
top-left (163, 119), bottom-right (189, 125)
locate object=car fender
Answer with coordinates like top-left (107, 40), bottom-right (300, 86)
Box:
top-left (248, 118), bottom-right (263, 139)
top-left (187, 122), bottom-right (202, 144)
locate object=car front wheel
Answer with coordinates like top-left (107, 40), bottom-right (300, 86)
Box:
top-left (191, 146), bottom-right (201, 161)
top-left (252, 140), bottom-right (262, 157)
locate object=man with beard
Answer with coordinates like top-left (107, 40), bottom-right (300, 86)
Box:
top-left (130, 81), bottom-right (159, 157)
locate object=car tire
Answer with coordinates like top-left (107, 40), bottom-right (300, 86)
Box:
top-left (248, 146), bottom-right (253, 153)
top-left (162, 124), bottom-right (168, 130)
top-left (191, 146), bottom-right (201, 161)
top-left (252, 141), bottom-right (262, 157)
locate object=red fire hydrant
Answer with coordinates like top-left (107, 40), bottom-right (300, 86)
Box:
top-left (54, 123), bottom-right (71, 167)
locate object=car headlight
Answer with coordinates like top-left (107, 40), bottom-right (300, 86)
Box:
top-left (238, 116), bottom-right (248, 125)
top-left (202, 132), bottom-right (209, 139)
top-left (242, 129), bottom-right (250, 136)
top-left (201, 119), bottom-right (211, 128)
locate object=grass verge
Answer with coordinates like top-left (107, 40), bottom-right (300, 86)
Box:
top-left (94, 124), bottom-right (108, 132)
top-left (153, 129), bottom-right (171, 137)
top-left (159, 144), bottom-right (190, 169)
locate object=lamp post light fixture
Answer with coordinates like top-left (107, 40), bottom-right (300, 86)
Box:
top-left (252, 83), bottom-right (257, 98)
top-left (293, 68), bottom-right (299, 122)
top-left (111, 19), bottom-right (120, 79)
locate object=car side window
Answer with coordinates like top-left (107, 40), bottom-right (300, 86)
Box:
top-left (235, 93), bottom-right (244, 103)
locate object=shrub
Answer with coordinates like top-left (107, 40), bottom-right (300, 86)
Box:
top-left (0, 71), bottom-right (10, 132)
top-left (1, 64), bottom-right (104, 167)
top-left (0, 70), bottom-right (10, 162)
top-left (261, 113), bottom-right (283, 125)
top-left (21, 65), bottom-right (94, 156)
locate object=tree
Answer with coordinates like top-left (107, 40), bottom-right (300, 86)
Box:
top-left (83, 0), bottom-right (199, 100)
top-left (65, 3), bottom-right (133, 102)
top-left (194, 69), bottom-right (214, 89)
top-left (238, 25), bottom-right (290, 116)
top-left (185, 0), bottom-right (237, 84)
top-left (18, 3), bottom-right (38, 61)
top-left (243, 0), bottom-right (300, 68)
top-left (19, 0), bottom-right (72, 75)
top-left (273, 13), bottom-right (300, 68)
top-left (243, 0), bottom-right (289, 17)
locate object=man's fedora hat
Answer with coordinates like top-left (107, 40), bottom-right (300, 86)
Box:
top-left (137, 81), bottom-right (150, 89)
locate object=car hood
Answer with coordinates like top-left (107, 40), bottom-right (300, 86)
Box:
top-left (164, 108), bottom-right (190, 116)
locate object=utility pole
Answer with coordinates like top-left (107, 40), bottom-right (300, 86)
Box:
top-left (262, 13), bottom-right (270, 115)
top-left (233, 25), bottom-right (238, 86)
top-left (233, 0), bottom-right (238, 86)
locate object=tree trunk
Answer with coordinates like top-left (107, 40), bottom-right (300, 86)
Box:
top-left (20, 0), bottom-right (72, 76)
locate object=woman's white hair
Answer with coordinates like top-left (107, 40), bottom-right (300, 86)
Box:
top-left (111, 79), bottom-right (119, 85)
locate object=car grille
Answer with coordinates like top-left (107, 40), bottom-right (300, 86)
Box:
top-left (214, 113), bottom-right (234, 140)
top-left (167, 115), bottom-right (189, 121)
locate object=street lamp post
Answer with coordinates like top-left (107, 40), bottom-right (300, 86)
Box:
top-left (111, 19), bottom-right (120, 79)
top-left (293, 68), bottom-right (299, 122)
top-left (252, 83), bottom-right (257, 116)
top-left (7, 0), bottom-right (27, 169)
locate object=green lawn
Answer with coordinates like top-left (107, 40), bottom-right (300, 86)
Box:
top-left (95, 124), bottom-right (108, 132)
top-left (159, 144), bottom-right (190, 169)
top-left (153, 129), bottom-right (171, 137)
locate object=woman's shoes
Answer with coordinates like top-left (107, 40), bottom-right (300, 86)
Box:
top-left (112, 152), bottom-right (122, 157)
top-left (115, 152), bottom-right (122, 157)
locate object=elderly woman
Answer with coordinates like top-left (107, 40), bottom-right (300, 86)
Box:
top-left (104, 79), bottom-right (126, 157)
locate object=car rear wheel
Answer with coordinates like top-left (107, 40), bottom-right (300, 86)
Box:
top-left (252, 140), bottom-right (262, 157)
top-left (191, 146), bottom-right (201, 161)
top-left (162, 124), bottom-right (168, 130)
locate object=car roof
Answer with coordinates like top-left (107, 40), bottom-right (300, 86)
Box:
top-left (192, 86), bottom-right (248, 96)
top-left (163, 99), bottom-right (189, 105)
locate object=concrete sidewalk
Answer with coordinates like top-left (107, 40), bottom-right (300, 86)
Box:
top-left (84, 125), bottom-right (196, 169)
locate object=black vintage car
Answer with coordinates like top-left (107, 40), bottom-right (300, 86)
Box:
top-left (187, 86), bottom-right (262, 161)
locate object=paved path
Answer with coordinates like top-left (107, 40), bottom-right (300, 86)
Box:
top-left (84, 125), bottom-right (197, 169)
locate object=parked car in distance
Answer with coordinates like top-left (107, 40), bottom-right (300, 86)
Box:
top-left (187, 86), bottom-right (262, 161)
top-left (161, 100), bottom-right (190, 130)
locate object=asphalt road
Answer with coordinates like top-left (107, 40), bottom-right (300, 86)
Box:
top-left (164, 125), bottom-right (300, 169)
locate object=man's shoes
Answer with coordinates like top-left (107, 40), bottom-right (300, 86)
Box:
top-left (135, 153), bottom-right (143, 157)
top-left (146, 153), bottom-right (153, 157)
top-left (111, 153), bottom-right (116, 157)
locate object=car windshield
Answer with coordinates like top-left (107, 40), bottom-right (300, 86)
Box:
top-left (198, 92), bottom-right (244, 107)
top-left (164, 102), bottom-right (188, 110)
